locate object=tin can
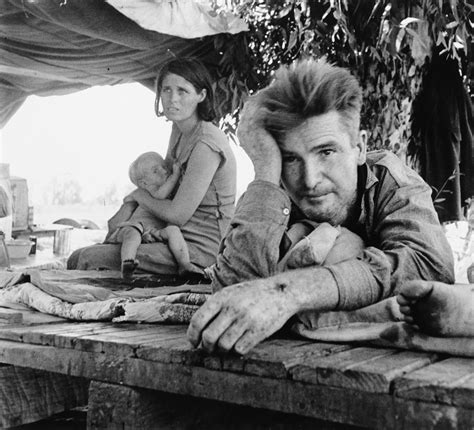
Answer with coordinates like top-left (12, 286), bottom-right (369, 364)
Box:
top-left (53, 228), bottom-right (72, 255)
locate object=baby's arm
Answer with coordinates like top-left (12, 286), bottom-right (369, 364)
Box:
top-left (150, 163), bottom-right (181, 200)
top-left (280, 224), bottom-right (364, 270)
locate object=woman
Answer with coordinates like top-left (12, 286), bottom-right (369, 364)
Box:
top-left (68, 58), bottom-right (237, 275)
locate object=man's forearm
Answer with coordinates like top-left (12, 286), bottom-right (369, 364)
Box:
top-left (212, 180), bottom-right (291, 290)
top-left (272, 266), bottom-right (340, 313)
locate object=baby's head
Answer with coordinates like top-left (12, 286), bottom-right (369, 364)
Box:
top-left (129, 152), bottom-right (170, 191)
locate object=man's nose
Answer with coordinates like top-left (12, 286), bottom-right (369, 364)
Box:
top-left (302, 162), bottom-right (322, 189)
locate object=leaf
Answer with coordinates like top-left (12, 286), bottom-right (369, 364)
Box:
top-left (395, 27), bottom-right (406, 52)
top-left (445, 21), bottom-right (458, 29)
top-left (400, 17), bottom-right (422, 27)
top-left (287, 31), bottom-right (298, 52)
top-left (278, 3), bottom-right (293, 18)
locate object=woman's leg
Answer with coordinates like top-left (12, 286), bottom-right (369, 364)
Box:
top-left (68, 244), bottom-right (122, 271)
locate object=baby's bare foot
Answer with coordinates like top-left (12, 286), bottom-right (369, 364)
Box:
top-left (121, 259), bottom-right (139, 280)
top-left (397, 281), bottom-right (474, 337)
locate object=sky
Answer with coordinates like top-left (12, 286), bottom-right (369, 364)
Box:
top-left (0, 83), bottom-right (254, 206)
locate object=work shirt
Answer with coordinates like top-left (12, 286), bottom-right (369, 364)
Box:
top-left (212, 150), bottom-right (455, 311)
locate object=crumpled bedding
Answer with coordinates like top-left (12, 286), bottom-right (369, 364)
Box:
top-left (0, 270), bottom-right (211, 324)
top-left (0, 269), bottom-right (472, 357)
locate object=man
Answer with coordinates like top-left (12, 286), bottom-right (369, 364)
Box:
top-left (188, 58), bottom-right (455, 354)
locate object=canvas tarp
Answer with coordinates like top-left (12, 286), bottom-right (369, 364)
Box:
top-left (0, 0), bottom-right (247, 128)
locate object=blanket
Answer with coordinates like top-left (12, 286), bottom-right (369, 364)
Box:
top-left (0, 270), bottom-right (210, 323)
top-left (0, 270), bottom-right (472, 357)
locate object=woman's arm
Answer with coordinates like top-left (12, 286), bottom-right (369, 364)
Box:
top-left (150, 163), bottom-right (181, 200)
top-left (129, 143), bottom-right (221, 226)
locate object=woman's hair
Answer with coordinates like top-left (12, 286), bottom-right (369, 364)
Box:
top-left (129, 152), bottom-right (166, 186)
top-left (256, 57), bottom-right (362, 145)
top-left (155, 57), bottom-right (216, 122)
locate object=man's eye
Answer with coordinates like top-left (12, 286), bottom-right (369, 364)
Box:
top-left (283, 155), bottom-right (298, 163)
top-left (321, 149), bottom-right (335, 157)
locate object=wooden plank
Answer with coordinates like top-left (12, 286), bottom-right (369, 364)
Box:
top-left (0, 322), bottom-right (82, 342)
top-left (0, 321), bottom-right (152, 348)
top-left (292, 347), bottom-right (438, 393)
top-left (70, 326), bottom-right (187, 356)
top-left (394, 357), bottom-right (474, 408)
top-left (0, 322), bottom-right (113, 345)
top-left (393, 397), bottom-right (474, 430)
top-left (0, 364), bottom-right (88, 428)
top-left (203, 338), bottom-right (354, 379)
top-left (0, 307), bottom-right (67, 326)
top-left (23, 322), bottom-right (119, 345)
top-left (0, 339), bottom-right (397, 429)
top-left (49, 323), bottom-right (149, 350)
top-left (136, 335), bottom-right (208, 365)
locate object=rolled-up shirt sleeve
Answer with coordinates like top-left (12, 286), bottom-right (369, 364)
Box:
top-left (326, 163), bottom-right (455, 310)
top-left (212, 180), bottom-right (291, 290)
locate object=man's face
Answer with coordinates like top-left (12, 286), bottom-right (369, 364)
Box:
top-left (280, 110), bottom-right (366, 225)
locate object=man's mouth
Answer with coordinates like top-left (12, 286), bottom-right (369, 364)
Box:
top-left (302, 192), bottom-right (329, 199)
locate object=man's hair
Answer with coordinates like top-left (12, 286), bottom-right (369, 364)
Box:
top-left (256, 58), bottom-right (362, 144)
top-left (129, 152), bottom-right (166, 187)
top-left (155, 57), bottom-right (216, 122)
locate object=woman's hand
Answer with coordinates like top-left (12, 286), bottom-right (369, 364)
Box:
top-left (237, 98), bottom-right (282, 184)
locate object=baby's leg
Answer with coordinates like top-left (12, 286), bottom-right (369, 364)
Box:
top-left (397, 281), bottom-right (474, 337)
top-left (119, 226), bottom-right (141, 279)
top-left (161, 226), bottom-right (203, 276)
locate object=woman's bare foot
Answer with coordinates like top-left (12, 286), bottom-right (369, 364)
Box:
top-left (397, 281), bottom-right (474, 337)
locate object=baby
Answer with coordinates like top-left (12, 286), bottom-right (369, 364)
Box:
top-left (107, 151), bottom-right (202, 279)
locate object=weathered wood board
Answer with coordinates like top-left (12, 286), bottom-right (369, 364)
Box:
top-left (0, 364), bottom-right (88, 428)
top-left (0, 313), bottom-right (471, 430)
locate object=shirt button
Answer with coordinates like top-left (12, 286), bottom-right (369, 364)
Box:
top-left (283, 207), bottom-right (290, 216)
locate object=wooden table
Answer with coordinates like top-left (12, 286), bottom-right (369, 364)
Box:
top-left (0, 308), bottom-right (472, 429)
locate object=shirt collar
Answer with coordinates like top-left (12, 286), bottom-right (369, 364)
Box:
top-left (362, 161), bottom-right (379, 191)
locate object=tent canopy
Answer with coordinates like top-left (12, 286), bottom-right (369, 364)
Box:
top-left (0, 0), bottom-right (246, 128)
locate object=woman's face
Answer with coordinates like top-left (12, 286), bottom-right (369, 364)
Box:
top-left (160, 73), bottom-right (206, 124)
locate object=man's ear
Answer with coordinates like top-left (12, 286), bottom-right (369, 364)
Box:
top-left (356, 130), bottom-right (368, 165)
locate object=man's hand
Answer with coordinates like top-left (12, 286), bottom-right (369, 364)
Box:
top-left (187, 277), bottom-right (299, 354)
top-left (237, 98), bottom-right (282, 184)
